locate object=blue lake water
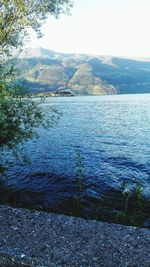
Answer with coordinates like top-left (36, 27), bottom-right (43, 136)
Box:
top-left (1, 94), bottom-right (150, 219)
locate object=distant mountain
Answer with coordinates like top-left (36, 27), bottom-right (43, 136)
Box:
top-left (16, 47), bottom-right (150, 96)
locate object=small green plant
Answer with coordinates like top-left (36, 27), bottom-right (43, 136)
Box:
top-left (74, 148), bottom-right (85, 216)
top-left (114, 210), bottom-right (126, 224)
top-left (76, 148), bottom-right (83, 191)
top-left (130, 180), bottom-right (145, 225)
top-left (114, 182), bottom-right (131, 224)
top-left (114, 180), bottom-right (144, 226)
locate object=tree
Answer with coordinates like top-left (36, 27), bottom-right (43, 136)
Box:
top-left (0, 0), bottom-right (73, 55)
top-left (0, 0), bottom-right (73, 149)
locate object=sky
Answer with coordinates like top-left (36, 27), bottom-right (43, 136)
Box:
top-left (27, 0), bottom-right (150, 58)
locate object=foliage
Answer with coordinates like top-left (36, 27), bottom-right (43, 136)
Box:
top-left (0, 0), bottom-right (73, 56)
top-left (0, 0), bottom-right (73, 169)
top-left (0, 84), bottom-right (60, 150)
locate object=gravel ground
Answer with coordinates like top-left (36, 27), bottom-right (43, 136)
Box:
top-left (0, 204), bottom-right (150, 267)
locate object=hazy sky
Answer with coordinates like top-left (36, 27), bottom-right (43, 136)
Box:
top-left (28, 0), bottom-right (150, 57)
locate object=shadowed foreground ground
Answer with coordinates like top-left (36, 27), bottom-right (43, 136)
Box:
top-left (0, 204), bottom-right (150, 267)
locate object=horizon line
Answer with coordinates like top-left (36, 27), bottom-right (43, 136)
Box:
top-left (22, 46), bottom-right (150, 61)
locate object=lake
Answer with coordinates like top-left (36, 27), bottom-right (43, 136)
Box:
top-left (1, 94), bottom-right (150, 226)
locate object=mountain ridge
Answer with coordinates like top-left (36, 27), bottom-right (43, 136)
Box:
top-left (20, 47), bottom-right (150, 62)
top-left (16, 47), bottom-right (150, 96)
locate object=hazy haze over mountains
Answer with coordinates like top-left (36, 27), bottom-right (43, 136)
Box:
top-left (17, 47), bottom-right (150, 96)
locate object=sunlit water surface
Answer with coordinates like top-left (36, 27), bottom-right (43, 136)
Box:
top-left (1, 94), bottom-right (150, 222)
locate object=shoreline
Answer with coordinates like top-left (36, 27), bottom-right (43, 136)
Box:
top-left (0, 204), bottom-right (150, 266)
